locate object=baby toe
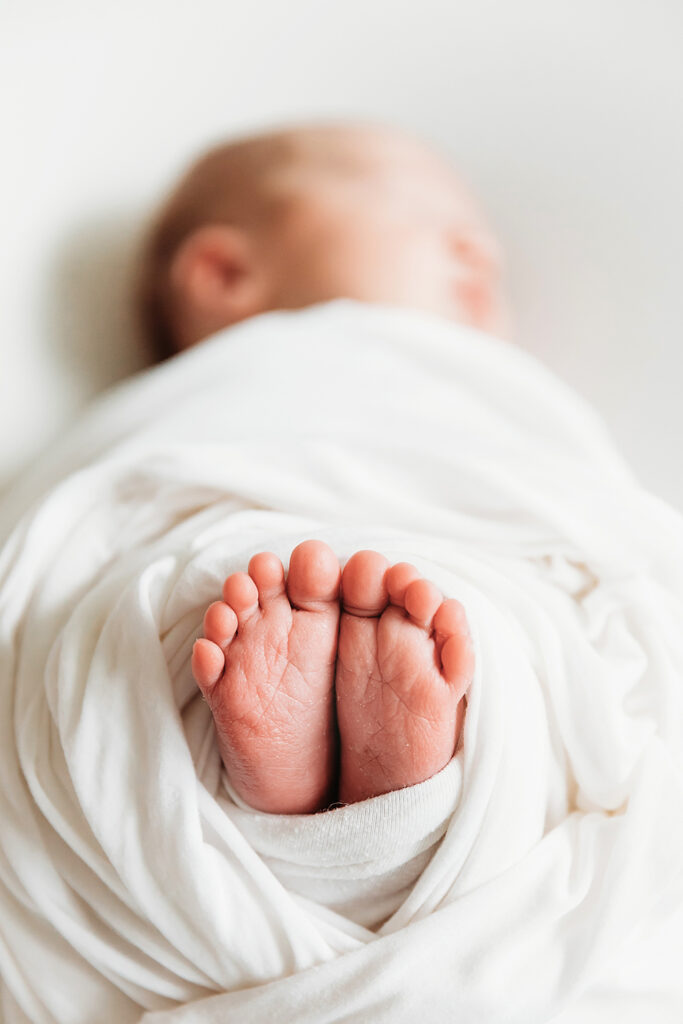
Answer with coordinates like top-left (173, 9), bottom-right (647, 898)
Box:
top-left (433, 598), bottom-right (469, 638)
top-left (192, 638), bottom-right (225, 692)
top-left (248, 551), bottom-right (286, 606)
top-left (404, 578), bottom-right (443, 630)
top-left (222, 571), bottom-right (259, 628)
top-left (441, 632), bottom-right (475, 696)
top-left (386, 562), bottom-right (421, 605)
top-left (433, 598), bottom-right (472, 674)
top-left (203, 600), bottom-right (238, 649)
top-left (341, 549), bottom-right (390, 617)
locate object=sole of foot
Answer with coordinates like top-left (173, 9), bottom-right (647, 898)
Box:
top-left (335, 550), bottom-right (472, 804)
top-left (191, 539), bottom-right (341, 814)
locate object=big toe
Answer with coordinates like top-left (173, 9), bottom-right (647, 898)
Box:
top-left (341, 549), bottom-right (390, 616)
top-left (286, 539), bottom-right (341, 611)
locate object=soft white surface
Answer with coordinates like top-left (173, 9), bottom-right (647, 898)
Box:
top-left (1, 0), bottom-right (682, 507)
top-left (1, 302), bottom-right (683, 1022)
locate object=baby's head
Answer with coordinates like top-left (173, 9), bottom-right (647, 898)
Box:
top-left (138, 121), bottom-right (509, 360)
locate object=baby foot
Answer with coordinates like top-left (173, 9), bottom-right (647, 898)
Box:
top-left (335, 551), bottom-right (472, 804)
top-left (191, 540), bottom-right (341, 814)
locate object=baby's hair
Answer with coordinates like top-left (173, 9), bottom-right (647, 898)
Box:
top-left (135, 121), bottom-right (389, 362)
top-left (134, 130), bottom-right (303, 362)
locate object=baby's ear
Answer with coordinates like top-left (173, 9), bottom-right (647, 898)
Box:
top-left (169, 223), bottom-right (264, 328)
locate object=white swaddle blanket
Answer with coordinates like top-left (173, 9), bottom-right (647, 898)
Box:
top-left (1, 300), bottom-right (683, 1023)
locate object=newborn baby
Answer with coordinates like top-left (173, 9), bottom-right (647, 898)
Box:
top-left (139, 122), bottom-right (507, 815)
top-left (5, 120), bottom-right (682, 1020)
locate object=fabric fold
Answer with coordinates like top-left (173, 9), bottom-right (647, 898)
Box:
top-left (222, 752), bottom-right (463, 929)
top-left (1, 300), bottom-right (682, 1022)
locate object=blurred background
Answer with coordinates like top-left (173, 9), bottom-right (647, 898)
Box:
top-left (1, 0), bottom-right (681, 507)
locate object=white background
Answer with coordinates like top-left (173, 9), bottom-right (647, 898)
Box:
top-left (1, 0), bottom-right (682, 507)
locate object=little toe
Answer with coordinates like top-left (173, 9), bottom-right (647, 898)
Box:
top-left (441, 633), bottom-right (475, 696)
top-left (434, 598), bottom-right (474, 693)
top-left (203, 601), bottom-right (238, 650)
top-left (192, 638), bottom-right (225, 692)
top-left (222, 572), bottom-right (260, 628)
top-left (286, 539), bottom-right (341, 611)
top-left (341, 549), bottom-right (390, 617)
top-left (248, 551), bottom-right (286, 607)
top-left (386, 562), bottom-right (421, 605)
top-left (434, 598), bottom-right (471, 664)
top-left (404, 578), bottom-right (443, 630)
